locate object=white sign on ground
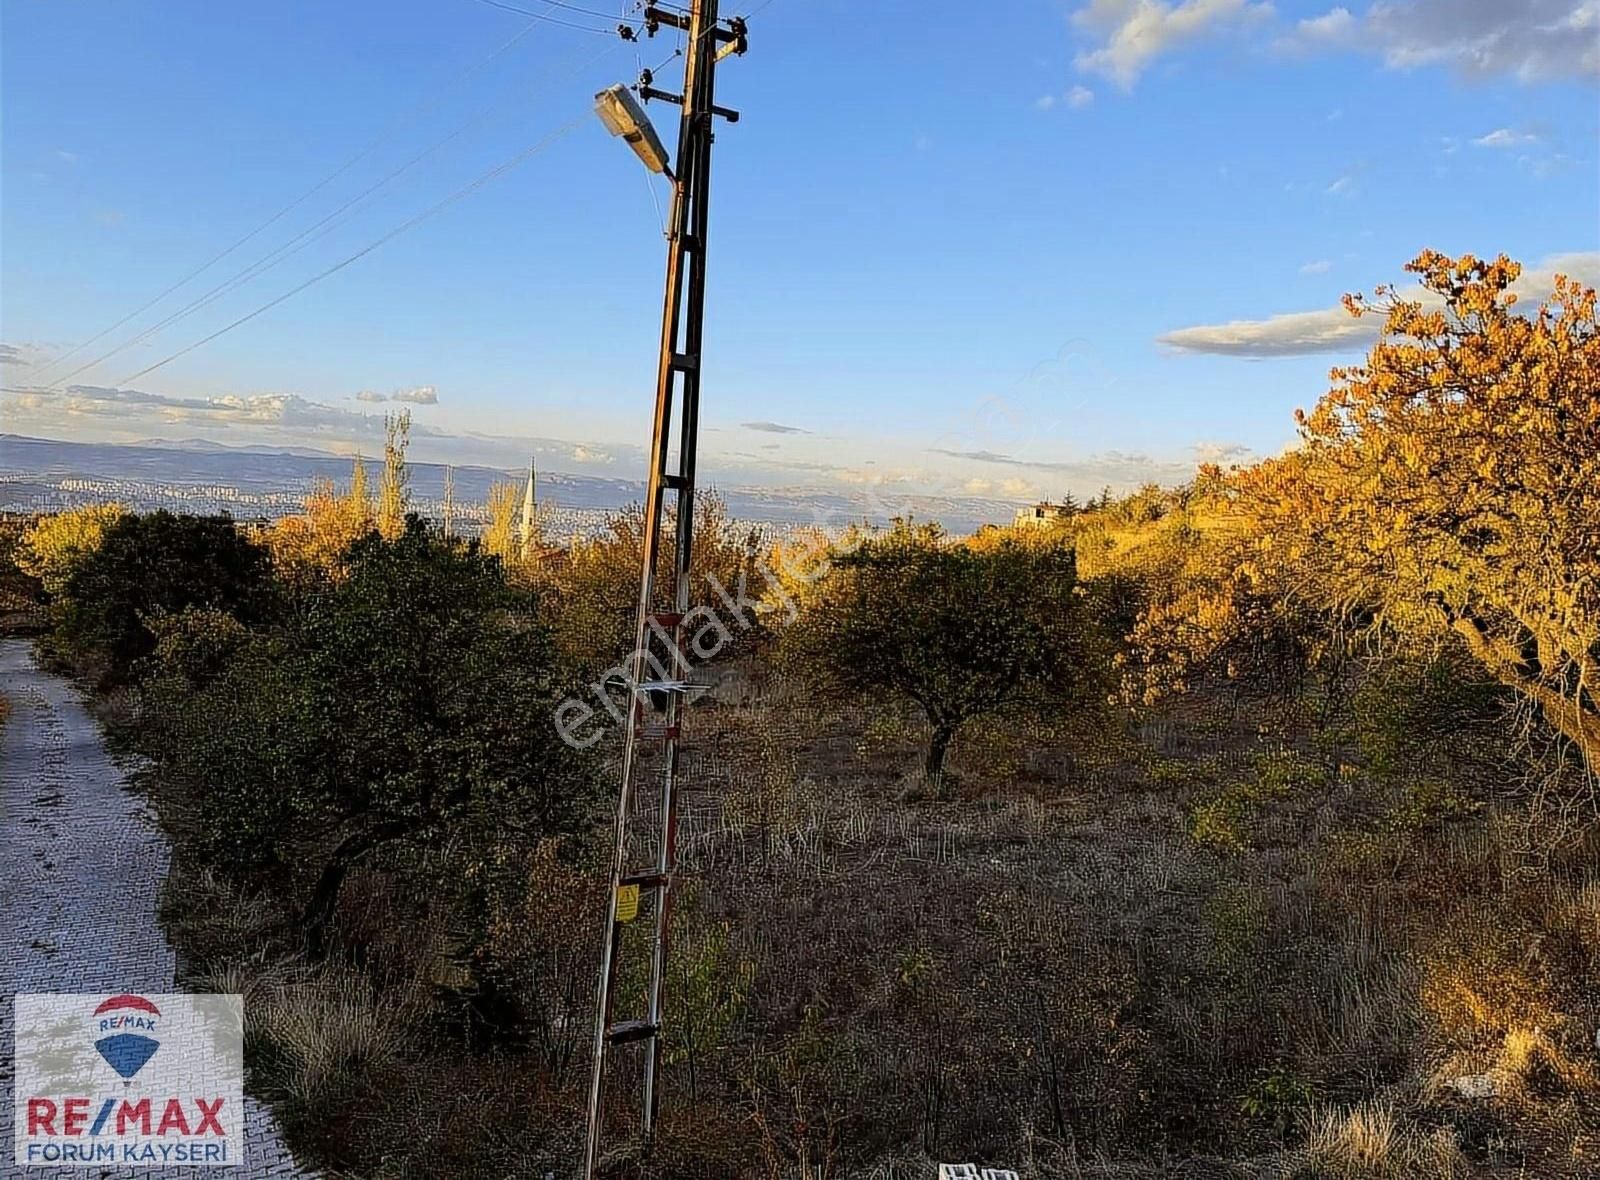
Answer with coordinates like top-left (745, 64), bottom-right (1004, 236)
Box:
top-left (13, 992), bottom-right (243, 1169)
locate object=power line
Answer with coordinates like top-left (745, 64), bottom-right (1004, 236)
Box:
top-left (48, 38), bottom-right (620, 390)
top-left (31, 13), bottom-right (552, 387)
top-left (464, 0), bottom-right (618, 34)
top-left (495, 0), bottom-right (667, 22)
top-left (75, 0), bottom-right (778, 390)
top-left (114, 114), bottom-right (589, 388)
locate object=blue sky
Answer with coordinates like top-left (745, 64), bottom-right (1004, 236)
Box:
top-left (3, 0), bottom-right (1597, 502)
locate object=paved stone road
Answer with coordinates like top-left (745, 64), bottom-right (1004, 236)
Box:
top-left (2, 640), bottom-right (315, 1179)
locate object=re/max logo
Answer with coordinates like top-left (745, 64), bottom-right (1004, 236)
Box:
top-left (25, 1096), bottom-right (227, 1137)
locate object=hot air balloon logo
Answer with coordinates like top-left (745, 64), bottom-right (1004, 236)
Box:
top-left (91, 995), bottom-right (161, 1081)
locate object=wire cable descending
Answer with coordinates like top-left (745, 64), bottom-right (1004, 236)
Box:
top-left (465, 0), bottom-right (618, 34)
top-left (46, 38), bottom-right (620, 390)
top-left (113, 114), bottom-right (590, 388)
top-left (31, 13), bottom-right (552, 387)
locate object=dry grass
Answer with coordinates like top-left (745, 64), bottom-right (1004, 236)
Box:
top-left (1294, 1100), bottom-right (1468, 1178)
top-left (140, 654), bottom-right (1600, 1177)
top-left (255, 968), bottom-right (423, 1103)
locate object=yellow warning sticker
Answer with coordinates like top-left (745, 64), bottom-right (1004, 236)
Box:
top-left (615, 884), bottom-right (640, 923)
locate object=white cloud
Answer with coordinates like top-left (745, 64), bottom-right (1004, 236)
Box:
top-left (1038, 85), bottom-right (1096, 110)
top-left (1194, 441), bottom-right (1255, 464)
top-left (929, 445), bottom-right (1201, 489)
top-left (1288, 5), bottom-right (1357, 46)
top-left (1473, 127), bottom-right (1540, 147)
top-left (1288, 1), bottom-right (1600, 81)
top-left (0, 340), bottom-right (60, 367)
top-left (1159, 250), bottom-right (1600, 357)
top-left (1300, 259), bottom-right (1333, 273)
top-left (2, 384), bottom-right (403, 438)
top-left (1160, 307), bottom-right (1375, 357)
top-left (354, 385), bottom-right (439, 405)
top-left (1072, 0), bottom-right (1274, 88)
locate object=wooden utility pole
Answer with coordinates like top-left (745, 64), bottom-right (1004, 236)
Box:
top-left (583, 4), bottom-right (747, 1176)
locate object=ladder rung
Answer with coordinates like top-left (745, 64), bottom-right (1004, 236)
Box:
top-left (663, 473), bottom-right (690, 491)
top-left (620, 869), bottom-right (670, 889)
top-left (638, 721), bottom-right (681, 741)
top-left (647, 611), bottom-right (684, 629)
top-left (634, 679), bottom-right (702, 695)
top-left (670, 351), bottom-right (699, 372)
top-left (607, 1019), bottom-right (659, 1045)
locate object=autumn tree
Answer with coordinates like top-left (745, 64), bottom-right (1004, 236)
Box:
top-left (1093, 474), bottom-right (1335, 706)
top-left (348, 452), bottom-right (372, 523)
top-left (1244, 252), bottom-right (1600, 772)
top-left (481, 479), bottom-right (521, 567)
top-left (17, 503), bottom-right (127, 595)
top-left (263, 471), bottom-right (377, 579)
top-left (784, 521), bottom-right (1097, 789)
top-left (549, 490), bottom-right (765, 671)
top-left (376, 410), bottom-right (412, 541)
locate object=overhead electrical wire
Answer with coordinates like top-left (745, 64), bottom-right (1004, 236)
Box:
top-left (47, 37), bottom-right (621, 390)
top-left (31, 12), bottom-right (553, 388)
top-left (115, 113), bottom-right (591, 388)
top-left (79, 0), bottom-right (777, 389)
top-left (464, 0), bottom-right (617, 34)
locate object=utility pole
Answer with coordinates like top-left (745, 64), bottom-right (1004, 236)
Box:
top-left (582, 3), bottom-right (747, 1176)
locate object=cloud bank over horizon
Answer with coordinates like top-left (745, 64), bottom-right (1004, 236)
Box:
top-left (1072, 0), bottom-right (1600, 88)
top-left (1158, 250), bottom-right (1600, 358)
top-left (0, 371), bottom-right (1238, 503)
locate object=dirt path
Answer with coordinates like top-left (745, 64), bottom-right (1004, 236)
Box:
top-left (1, 639), bottom-right (315, 1179)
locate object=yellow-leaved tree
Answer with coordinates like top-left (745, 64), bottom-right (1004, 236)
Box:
top-left (1088, 253), bottom-right (1599, 774)
top-left (376, 410), bottom-right (411, 541)
top-left (18, 503), bottom-right (127, 594)
top-left (481, 480), bottom-right (521, 567)
top-left (1114, 252), bottom-right (1600, 778)
top-left (1263, 251), bottom-right (1600, 770)
top-left (262, 456), bottom-right (376, 578)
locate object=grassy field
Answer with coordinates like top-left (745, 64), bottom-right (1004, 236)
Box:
top-left (150, 653), bottom-right (1600, 1178)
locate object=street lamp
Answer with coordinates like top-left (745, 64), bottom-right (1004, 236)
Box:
top-left (594, 84), bottom-right (671, 176)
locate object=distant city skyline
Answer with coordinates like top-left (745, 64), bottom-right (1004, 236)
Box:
top-left (4, 0), bottom-right (1597, 501)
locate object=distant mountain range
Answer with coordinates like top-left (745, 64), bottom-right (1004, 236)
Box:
top-left (133, 437), bottom-right (354, 459)
top-left (0, 435), bottom-right (1025, 533)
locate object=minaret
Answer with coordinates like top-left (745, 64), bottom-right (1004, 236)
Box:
top-left (517, 457), bottom-right (537, 557)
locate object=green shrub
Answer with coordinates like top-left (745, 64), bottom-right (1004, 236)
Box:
top-left (1384, 778), bottom-right (1481, 833)
top-left (1190, 790), bottom-right (1251, 852)
top-left (1239, 1067), bottom-right (1318, 1137)
top-left (56, 511), bottom-right (274, 684)
top-left (140, 518), bottom-right (600, 963)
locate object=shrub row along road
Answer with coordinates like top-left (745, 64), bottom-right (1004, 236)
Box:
top-left (0, 639), bottom-right (313, 1179)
